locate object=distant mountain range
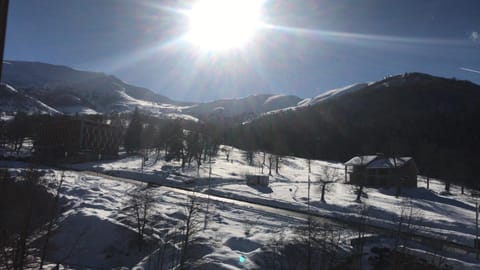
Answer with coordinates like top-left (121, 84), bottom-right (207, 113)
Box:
top-left (0, 61), bottom-right (303, 121)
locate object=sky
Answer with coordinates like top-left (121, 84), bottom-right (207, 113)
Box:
top-left (4, 0), bottom-right (480, 102)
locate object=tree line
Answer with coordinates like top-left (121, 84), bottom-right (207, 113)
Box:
top-left (124, 108), bottom-right (222, 171)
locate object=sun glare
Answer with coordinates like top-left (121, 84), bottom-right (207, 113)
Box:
top-left (186, 0), bottom-right (264, 51)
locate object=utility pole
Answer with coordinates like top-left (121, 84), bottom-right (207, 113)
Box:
top-left (0, 0), bottom-right (9, 82)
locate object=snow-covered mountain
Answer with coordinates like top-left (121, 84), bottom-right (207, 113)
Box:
top-left (0, 83), bottom-right (60, 115)
top-left (297, 82), bottom-right (369, 107)
top-left (2, 61), bottom-right (183, 116)
top-left (1, 61), bottom-right (302, 121)
top-left (182, 94), bottom-right (302, 121)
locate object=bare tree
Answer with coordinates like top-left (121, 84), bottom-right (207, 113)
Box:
top-left (318, 166), bottom-right (339, 203)
top-left (275, 155), bottom-right (281, 174)
top-left (260, 218), bottom-right (345, 270)
top-left (125, 186), bottom-right (155, 251)
top-left (223, 146), bottom-right (232, 161)
top-left (39, 171), bottom-right (65, 269)
top-left (354, 203), bottom-right (369, 270)
top-left (243, 150), bottom-right (254, 166)
top-left (268, 154), bottom-right (274, 176)
top-left (392, 199), bottom-right (424, 252)
top-left (261, 151), bottom-right (266, 174)
top-left (0, 168), bottom-right (54, 270)
top-left (179, 195), bottom-right (202, 270)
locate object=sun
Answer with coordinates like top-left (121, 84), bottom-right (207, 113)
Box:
top-left (186, 0), bottom-right (264, 51)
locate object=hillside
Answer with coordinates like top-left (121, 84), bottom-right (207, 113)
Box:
top-left (1, 61), bottom-right (303, 121)
top-left (182, 94), bottom-right (302, 122)
top-left (234, 73), bottom-right (480, 186)
top-left (2, 61), bottom-right (181, 115)
top-left (0, 83), bottom-right (60, 115)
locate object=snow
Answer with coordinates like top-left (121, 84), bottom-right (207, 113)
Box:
top-left (112, 91), bottom-right (199, 121)
top-left (345, 155), bottom-right (413, 168)
top-left (261, 83), bottom-right (370, 117)
top-left (69, 146), bottom-right (480, 251)
top-left (0, 83), bottom-right (61, 115)
top-left (367, 157), bottom-right (412, 169)
top-left (0, 114), bottom-right (14, 121)
top-left (263, 94), bottom-right (288, 105)
top-left (345, 155), bottom-right (379, 166)
top-left (4, 83), bottom-right (18, 93)
top-left (1, 144), bottom-right (479, 269)
top-left (56, 105), bottom-right (99, 115)
top-left (1, 164), bottom-right (315, 269)
top-left (303, 83), bottom-right (369, 106)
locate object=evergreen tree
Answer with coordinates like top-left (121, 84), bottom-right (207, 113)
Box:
top-left (124, 108), bottom-right (143, 153)
top-left (164, 120), bottom-right (184, 162)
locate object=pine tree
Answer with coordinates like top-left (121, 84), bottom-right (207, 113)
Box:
top-left (164, 120), bottom-right (184, 162)
top-left (124, 107), bottom-right (143, 153)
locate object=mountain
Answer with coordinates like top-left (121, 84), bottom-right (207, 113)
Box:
top-left (2, 61), bottom-right (182, 115)
top-left (296, 82), bottom-right (369, 107)
top-left (1, 61), bottom-right (301, 121)
top-left (233, 73), bottom-right (480, 186)
top-left (0, 83), bottom-right (60, 115)
top-left (182, 94), bottom-right (302, 121)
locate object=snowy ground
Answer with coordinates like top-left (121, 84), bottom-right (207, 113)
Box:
top-left (69, 146), bottom-right (480, 249)
top-left (0, 140), bottom-right (34, 159)
top-left (2, 150), bottom-right (480, 269)
top-left (3, 165), bottom-right (346, 269)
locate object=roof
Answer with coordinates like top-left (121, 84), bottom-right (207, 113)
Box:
top-left (344, 155), bottom-right (378, 166)
top-left (345, 155), bottom-right (414, 169)
top-left (367, 157), bottom-right (412, 169)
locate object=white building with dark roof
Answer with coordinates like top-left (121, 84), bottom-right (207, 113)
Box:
top-left (344, 154), bottom-right (418, 188)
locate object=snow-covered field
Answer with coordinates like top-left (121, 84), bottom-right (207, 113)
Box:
top-left (70, 146), bottom-right (480, 249)
top-left (2, 163), bottom-right (331, 269)
top-left (2, 144), bottom-right (480, 269)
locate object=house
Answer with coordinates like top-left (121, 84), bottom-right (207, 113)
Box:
top-left (35, 118), bottom-right (123, 161)
top-left (246, 175), bottom-right (269, 187)
top-left (344, 154), bottom-right (418, 188)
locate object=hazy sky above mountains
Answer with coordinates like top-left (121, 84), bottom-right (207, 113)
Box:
top-left (4, 0), bottom-right (480, 102)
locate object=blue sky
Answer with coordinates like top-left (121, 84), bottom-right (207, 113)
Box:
top-left (4, 0), bottom-right (480, 102)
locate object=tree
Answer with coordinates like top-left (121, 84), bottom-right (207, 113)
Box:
top-left (318, 166), bottom-right (339, 203)
top-left (244, 150), bottom-right (255, 166)
top-left (223, 146), bottom-right (232, 161)
top-left (184, 128), bottom-right (204, 171)
top-left (354, 203), bottom-right (369, 270)
top-left (6, 112), bottom-right (29, 154)
top-left (268, 154), bottom-right (274, 176)
top-left (0, 168), bottom-right (57, 270)
top-left (393, 199), bottom-right (423, 251)
top-left (179, 195), bottom-right (202, 269)
top-left (260, 217), bottom-right (344, 270)
top-left (141, 123), bottom-right (157, 150)
top-left (125, 186), bottom-right (155, 250)
top-left (39, 171), bottom-right (65, 269)
top-left (164, 121), bottom-right (184, 163)
top-left (354, 173), bottom-right (366, 203)
top-left (275, 155), bottom-right (282, 174)
top-left (124, 108), bottom-right (143, 153)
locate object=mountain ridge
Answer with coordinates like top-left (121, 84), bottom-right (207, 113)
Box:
top-left (233, 72), bottom-right (480, 186)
